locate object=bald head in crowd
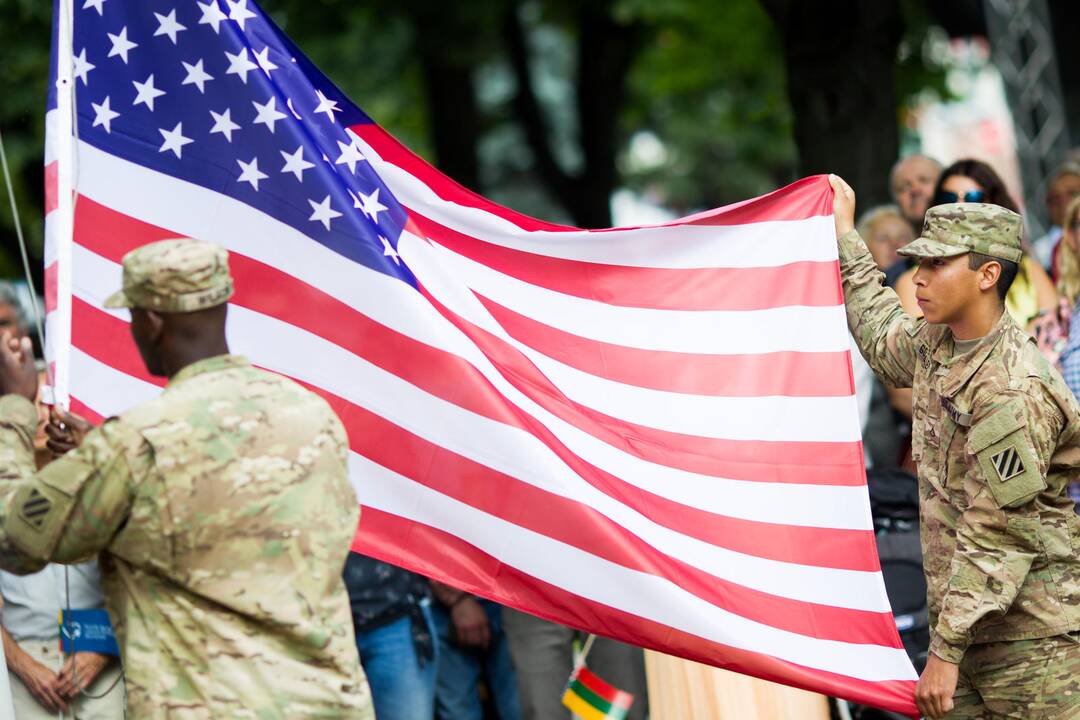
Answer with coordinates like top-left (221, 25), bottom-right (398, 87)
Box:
top-left (890, 154), bottom-right (942, 231)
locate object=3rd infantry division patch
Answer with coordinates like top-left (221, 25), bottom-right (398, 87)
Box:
top-left (991, 446), bottom-right (1025, 481)
top-left (20, 488), bottom-right (51, 528)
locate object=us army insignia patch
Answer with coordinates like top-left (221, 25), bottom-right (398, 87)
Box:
top-left (20, 489), bottom-right (51, 529)
top-left (991, 447), bottom-right (1025, 482)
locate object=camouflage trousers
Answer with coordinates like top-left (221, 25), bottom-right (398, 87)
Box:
top-left (947, 633), bottom-right (1080, 718)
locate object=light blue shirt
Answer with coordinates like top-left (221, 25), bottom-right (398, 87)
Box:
top-left (0, 562), bottom-right (106, 642)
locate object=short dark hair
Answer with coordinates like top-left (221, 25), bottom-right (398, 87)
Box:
top-left (968, 252), bottom-right (1018, 301)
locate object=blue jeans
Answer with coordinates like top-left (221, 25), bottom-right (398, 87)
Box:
top-left (355, 602), bottom-right (438, 720)
top-left (432, 600), bottom-right (522, 720)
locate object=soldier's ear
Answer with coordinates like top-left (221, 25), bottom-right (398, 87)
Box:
top-left (976, 260), bottom-right (1002, 293)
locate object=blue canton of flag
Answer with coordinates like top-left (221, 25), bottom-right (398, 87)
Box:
top-left (69, 0), bottom-right (411, 283)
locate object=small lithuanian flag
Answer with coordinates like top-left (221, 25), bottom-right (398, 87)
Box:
top-left (561, 665), bottom-right (634, 720)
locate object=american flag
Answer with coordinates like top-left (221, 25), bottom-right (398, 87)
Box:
top-left (43, 0), bottom-right (918, 714)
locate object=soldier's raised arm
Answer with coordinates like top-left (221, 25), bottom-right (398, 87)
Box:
top-left (0, 335), bottom-right (133, 574)
top-left (928, 385), bottom-right (1062, 664)
top-left (830, 175), bottom-right (923, 389)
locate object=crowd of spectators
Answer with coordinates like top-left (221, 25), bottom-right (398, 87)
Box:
top-left (853, 151), bottom-right (1080, 494)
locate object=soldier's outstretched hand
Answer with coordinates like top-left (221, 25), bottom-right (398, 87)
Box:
top-left (0, 331), bottom-right (38, 401)
top-left (829, 174), bottom-right (856, 238)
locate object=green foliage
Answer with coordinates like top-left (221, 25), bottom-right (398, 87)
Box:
top-left (0, 0), bottom-right (52, 276)
top-left (619, 0), bottom-right (797, 212)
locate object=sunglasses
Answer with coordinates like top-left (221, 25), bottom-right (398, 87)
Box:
top-left (934, 189), bottom-right (985, 205)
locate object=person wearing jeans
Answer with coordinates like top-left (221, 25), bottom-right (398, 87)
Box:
top-left (430, 582), bottom-right (522, 720)
top-left (344, 554), bottom-right (437, 720)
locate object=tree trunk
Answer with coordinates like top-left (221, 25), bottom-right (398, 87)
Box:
top-left (504, 1), bottom-right (641, 228)
top-left (1049, 1), bottom-right (1080, 149)
top-left (760, 0), bottom-right (903, 209)
top-left (410, 9), bottom-right (482, 192)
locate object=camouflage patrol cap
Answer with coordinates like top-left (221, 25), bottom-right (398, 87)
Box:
top-left (897, 203), bottom-right (1023, 263)
top-left (103, 238), bottom-right (234, 312)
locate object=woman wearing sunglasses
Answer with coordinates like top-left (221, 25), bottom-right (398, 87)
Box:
top-left (894, 159), bottom-right (1063, 358)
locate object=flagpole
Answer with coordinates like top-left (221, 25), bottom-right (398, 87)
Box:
top-left (47, 0), bottom-right (77, 409)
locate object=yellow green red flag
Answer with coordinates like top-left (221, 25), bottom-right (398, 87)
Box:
top-left (561, 666), bottom-right (634, 720)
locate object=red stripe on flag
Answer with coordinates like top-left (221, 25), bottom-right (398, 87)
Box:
top-left (408, 210), bottom-right (843, 311)
top-left (69, 299), bottom-right (881, 574)
top-left (673, 175), bottom-right (834, 227)
top-left (44, 161), bottom-right (58, 216)
top-left (476, 294), bottom-right (853, 398)
top-left (354, 509), bottom-right (919, 717)
top-left (44, 262), bottom-right (58, 315)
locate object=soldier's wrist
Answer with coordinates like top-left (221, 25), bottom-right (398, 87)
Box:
top-left (928, 634), bottom-right (967, 664)
top-left (836, 229), bottom-right (869, 266)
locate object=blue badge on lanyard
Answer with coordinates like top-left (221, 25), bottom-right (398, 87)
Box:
top-left (59, 609), bottom-right (119, 657)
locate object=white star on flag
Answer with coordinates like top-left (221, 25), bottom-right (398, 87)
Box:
top-left (73, 49), bottom-right (94, 85)
top-left (308, 195), bottom-right (342, 230)
top-left (158, 122), bottom-right (193, 158)
top-left (107, 27), bottom-right (138, 64)
top-left (181, 60), bottom-right (213, 93)
top-left (153, 10), bottom-right (187, 45)
top-left (252, 97), bottom-right (287, 133)
top-left (82, 0), bottom-right (106, 15)
top-left (132, 74), bottom-right (166, 111)
top-left (313, 90), bottom-right (341, 122)
top-left (225, 48), bottom-right (258, 84)
top-left (334, 139), bottom-right (364, 174)
top-left (91, 96), bottom-right (120, 133)
top-left (209, 108), bottom-right (241, 142)
top-left (198, 1), bottom-right (228, 33)
top-left (286, 98), bottom-right (303, 119)
top-left (280, 145), bottom-right (315, 181)
top-left (253, 47), bottom-right (278, 75)
top-left (380, 235), bottom-right (401, 265)
top-left (237, 157), bottom-right (269, 190)
top-left (358, 188), bottom-right (388, 223)
top-left (227, 0), bottom-right (257, 29)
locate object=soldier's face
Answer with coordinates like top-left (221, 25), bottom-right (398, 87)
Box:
top-left (911, 255), bottom-right (982, 325)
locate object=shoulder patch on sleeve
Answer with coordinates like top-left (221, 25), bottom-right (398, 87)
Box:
top-left (967, 398), bottom-right (1045, 508)
top-left (990, 446), bottom-right (1025, 481)
top-left (19, 488), bottom-right (52, 528)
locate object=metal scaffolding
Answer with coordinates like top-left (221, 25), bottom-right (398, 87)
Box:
top-left (984, 0), bottom-right (1069, 240)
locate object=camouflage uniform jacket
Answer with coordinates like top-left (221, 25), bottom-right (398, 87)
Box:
top-left (0, 355), bottom-right (373, 718)
top-left (839, 230), bottom-right (1080, 664)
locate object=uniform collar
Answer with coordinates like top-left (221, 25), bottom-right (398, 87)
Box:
top-left (933, 310), bottom-right (1014, 399)
top-left (167, 354), bottom-right (250, 387)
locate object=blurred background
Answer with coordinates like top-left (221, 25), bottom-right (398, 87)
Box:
top-left (1, 0), bottom-right (1077, 280)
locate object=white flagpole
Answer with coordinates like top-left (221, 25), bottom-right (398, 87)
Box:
top-left (46, 0), bottom-right (76, 409)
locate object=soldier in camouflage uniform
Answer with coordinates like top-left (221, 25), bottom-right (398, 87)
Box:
top-left (0, 239), bottom-right (374, 718)
top-left (831, 175), bottom-right (1080, 719)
